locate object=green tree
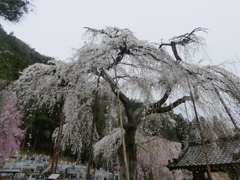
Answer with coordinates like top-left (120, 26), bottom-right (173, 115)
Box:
top-left (140, 112), bottom-right (190, 142)
top-left (21, 101), bottom-right (63, 152)
top-left (0, 25), bottom-right (52, 81)
top-left (0, 0), bottom-right (33, 22)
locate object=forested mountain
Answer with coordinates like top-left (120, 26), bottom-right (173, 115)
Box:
top-left (0, 24), bottom-right (54, 154)
top-left (0, 24), bottom-right (52, 81)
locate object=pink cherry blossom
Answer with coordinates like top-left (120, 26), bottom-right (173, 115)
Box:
top-left (0, 89), bottom-right (25, 163)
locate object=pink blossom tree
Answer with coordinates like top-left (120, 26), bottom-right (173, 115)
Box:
top-left (0, 80), bottom-right (25, 163)
top-left (94, 129), bottom-right (192, 180)
top-left (136, 135), bottom-right (192, 180)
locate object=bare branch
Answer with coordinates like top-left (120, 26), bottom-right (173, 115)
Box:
top-left (156, 96), bottom-right (191, 114)
top-left (159, 43), bottom-right (171, 49)
top-left (159, 27), bottom-right (207, 62)
top-left (170, 27), bottom-right (208, 46)
top-left (171, 41), bottom-right (182, 61)
top-left (84, 27), bottom-right (119, 38)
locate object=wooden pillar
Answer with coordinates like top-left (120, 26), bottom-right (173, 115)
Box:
top-left (51, 111), bottom-right (65, 174)
top-left (86, 76), bottom-right (100, 180)
top-left (188, 81), bottom-right (213, 180)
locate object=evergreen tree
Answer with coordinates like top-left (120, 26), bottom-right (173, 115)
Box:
top-left (0, 0), bottom-right (33, 22)
top-left (0, 25), bottom-right (51, 81)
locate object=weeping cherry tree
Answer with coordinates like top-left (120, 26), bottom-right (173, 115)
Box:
top-left (14, 27), bottom-right (240, 180)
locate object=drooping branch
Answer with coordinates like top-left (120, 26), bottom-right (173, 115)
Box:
top-left (84, 27), bottom-right (120, 38)
top-left (159, 27), bottom-right (207, 62)
top-left (100, 69), bottom-right (135, 124)
top-left (100, 70), bottom-right (130, 107)
top-left (133, 45), bottom-right (170, 65)
top-left (226, 84), bottom-right (240, 104)
top-left (84, 27), bottom-right (132, 71)
top-left (211, 68), bottom-right (240, 104)
top-left (170, 27), bottom-right (207, 46)
top-left (214, 86), bottom-right (239, 130)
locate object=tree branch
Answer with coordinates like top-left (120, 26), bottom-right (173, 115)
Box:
top-left (84, 27), bottom-right (119, 38)
top-left (137, 85), bottom-right (172, 120)
top-left (158, 96), bottom-right (191, 113)
top-left (159, 27), bottom-right (207, 62)
top-left (107, 45), bottom-right (130, 70)
top-left (159, 43), bottom-right (171, 49)
top-left (159, 42), bottom-right (182, 61)
top-left (170, 27), bottom-right (207, 45)
top-left (145, 96), bottom-right (191, 116)
top-left (100, 69), bottom-right (135, 124)
top-left (149, 85), bottom-right (172, 110)
top-left (170, 41), bottom-right (182, 61)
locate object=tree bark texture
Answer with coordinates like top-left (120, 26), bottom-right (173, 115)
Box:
top-left (101, 69), bottom-right (189, 180)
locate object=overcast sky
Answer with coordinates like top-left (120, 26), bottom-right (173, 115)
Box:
top-left (0, 0), bottom-right (240, 73)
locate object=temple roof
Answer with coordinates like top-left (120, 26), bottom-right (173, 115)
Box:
top-left (168, 138), bottom-right (240, 171)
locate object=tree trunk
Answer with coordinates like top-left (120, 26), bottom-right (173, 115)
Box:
top-left (118, 126), bottom-right (137, 180)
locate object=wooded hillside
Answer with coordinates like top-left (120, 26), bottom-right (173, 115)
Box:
top-left (0, 25), bottom-right (52, 81)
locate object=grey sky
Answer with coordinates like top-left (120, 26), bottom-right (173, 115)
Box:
top-left (0, 0), bottom-right (239, 73)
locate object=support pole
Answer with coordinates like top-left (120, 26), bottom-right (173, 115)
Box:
top-left (86, 76), bottom-right (100, 180)
top-left (51, 110), bottom-right (65, 174)
top-left (188, 82), bottom-right (213, 180)
top-left (115, 68), bottom-right (130, 180)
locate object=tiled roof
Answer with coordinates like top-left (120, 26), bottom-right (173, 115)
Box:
top-left (168, 139), bottom-right (240, 171)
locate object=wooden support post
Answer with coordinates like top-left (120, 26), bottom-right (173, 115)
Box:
top-left (188, 82), bottom-right (213, 180)
top-left (51, 110), bottom-right (65, 174)
top-left (86, 76), bottom-right (100, 180)
top-left (115, 67), bottom-right (130, 180)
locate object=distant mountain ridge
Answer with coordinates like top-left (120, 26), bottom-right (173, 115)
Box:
top-left (0, 24), bottom-right (52, 81)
